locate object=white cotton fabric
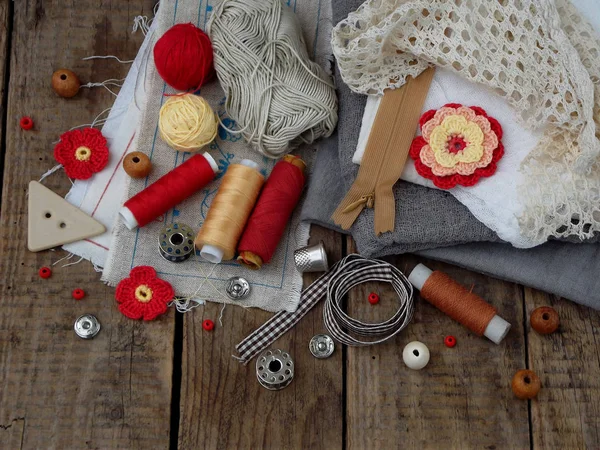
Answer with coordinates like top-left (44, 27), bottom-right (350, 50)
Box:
top-left (63, 21), bottom-right (157, 267)
top-left (354, 69), bottom-right (543, 247)
top-left (333, 0), bottom-right (600, 245)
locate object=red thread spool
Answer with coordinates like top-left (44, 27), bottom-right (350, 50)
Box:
top-left (408, 264), bottom-right (511, 344)
top-left (237, 155), bottom-right (306, 269)
top-left (120, 152), bottom-right (218, 229)
top-left (153, 23), bottom-right (214, 92)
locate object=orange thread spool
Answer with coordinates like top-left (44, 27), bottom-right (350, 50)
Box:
top-left (408, 264), bottom-right (511, 344)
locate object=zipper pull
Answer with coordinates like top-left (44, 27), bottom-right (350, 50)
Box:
top-left (342, 193), bottom-right (374, 213)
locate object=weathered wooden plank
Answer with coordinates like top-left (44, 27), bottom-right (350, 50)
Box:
top-left (0, 1), bottom-right (173, 448)
top-left (178, 226), bottom-right (344, 450)
top-left (345, 239), bottom-right (530, 449)
top-left (525, 288), bottom-right (600, 449)
top-left (0, 0), bottom-right (9, 187)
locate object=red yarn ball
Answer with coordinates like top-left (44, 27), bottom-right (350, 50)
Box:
top-left (153, 23), bottom-right (214, 91)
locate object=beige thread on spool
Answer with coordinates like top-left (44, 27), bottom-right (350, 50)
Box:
top-left (195, 160), bottom-right (264, 263)
top-left (158, 94), bottom-right (218, 152)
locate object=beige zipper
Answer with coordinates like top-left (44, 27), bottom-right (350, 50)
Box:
top-left (331, 67), bottom-right (435, 235)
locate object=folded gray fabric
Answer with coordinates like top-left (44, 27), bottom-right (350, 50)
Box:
top-left (418, 243), bottom-right (600, 310)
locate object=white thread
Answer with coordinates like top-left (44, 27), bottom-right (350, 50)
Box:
top-left (39, 164), bottom-right (63, 183)
top-left (80, 78), bottom-right (126, 97)
top-left (207, 0), bottom-right (337, 158)
top-left (62, 256), bottom-right (84, 268)
top-left (82, 55), bottom-right (134, 64)
top-left (218, 304), bottom-right (226, 326)
top-left (53, 253), bottom-right (74, 266)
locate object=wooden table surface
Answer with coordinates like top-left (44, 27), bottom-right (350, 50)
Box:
top-left (1, 1), bottom-right (600, 449)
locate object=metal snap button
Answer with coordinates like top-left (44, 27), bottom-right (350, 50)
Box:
top-left (226, 276), bottom-right (250, 300)
top-left (74, 314), bottom-right (101, 339)
top-left (309, 334), bottom-right (335, 358)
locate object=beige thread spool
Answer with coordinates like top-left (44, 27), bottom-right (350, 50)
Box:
top-left (195, 160), bottom-right (264, 263)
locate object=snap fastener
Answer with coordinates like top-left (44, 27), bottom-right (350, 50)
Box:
top-left (309, 334), bottom-right (335, 359)
top-left (226, 276), bottom-right (250, 300)
top-left (402, 341), bottom-right (430, 370)
top-left (74, 314), bottom-right (101, 339)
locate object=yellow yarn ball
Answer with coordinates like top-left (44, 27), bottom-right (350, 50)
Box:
top-left (158, 94), bottom-right (218, 152)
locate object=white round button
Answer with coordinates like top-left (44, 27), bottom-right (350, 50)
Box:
top-left (402, 341), bottom-right (430, 370)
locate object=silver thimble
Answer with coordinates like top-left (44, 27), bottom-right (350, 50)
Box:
top-left (294, 241), bottom-right (328, 273)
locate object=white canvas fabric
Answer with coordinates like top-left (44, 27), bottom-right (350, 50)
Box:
top-left (353, 68), bottom-right (544, 248)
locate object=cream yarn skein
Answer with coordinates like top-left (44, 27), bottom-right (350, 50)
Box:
top-left (207, 0), bottom-right (338, 159)
top-left (159, 94), bottom-right (218, 152)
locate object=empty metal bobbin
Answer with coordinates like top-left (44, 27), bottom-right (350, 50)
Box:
top-left (256, 349), bottom-right (294, 390)
top-left (309, 334), bottom-right (335, 359)
top-left (226, 276), bottom-right (250, 300)
top-left (74, 314), bottom-right (101, 339)
top-left (158, 223), bottom-right (195, 263)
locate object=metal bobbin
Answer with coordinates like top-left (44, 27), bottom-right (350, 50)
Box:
top-left (256, 348), bottom-right (294, 390)
top-left (158, 223), bottom-right (195, 262)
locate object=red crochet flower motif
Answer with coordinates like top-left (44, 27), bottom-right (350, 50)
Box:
top-left (54, 128), bottom-right (109, 180)
top-left (409, 103), bottom-right (504, 189)
top-left (115, 266), bottom-right (174, 321)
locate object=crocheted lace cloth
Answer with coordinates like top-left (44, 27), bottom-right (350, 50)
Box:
top-left (332, 0), bottom-right (600, 244)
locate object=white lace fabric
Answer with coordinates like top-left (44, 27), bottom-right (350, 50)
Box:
top-left (332, 0), bottom-right (600, 244)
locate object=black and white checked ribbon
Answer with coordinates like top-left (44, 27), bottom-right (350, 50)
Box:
top-left (235, 254), bottom-right (414, 364)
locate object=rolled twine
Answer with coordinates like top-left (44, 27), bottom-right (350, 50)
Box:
top-left (158, 94), bottom-right (218, 152)
top-left (207, 0), bottom-right (338, 158)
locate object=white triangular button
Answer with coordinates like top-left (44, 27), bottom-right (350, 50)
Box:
top-left (28, 181), bottom-right (106, 252)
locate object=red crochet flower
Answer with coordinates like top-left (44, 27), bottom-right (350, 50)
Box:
top-left (115, 266), bottom-right (174, 321)
top-left (409, 103), bottom-right (504, 189)
top-left (54, 128), bottom-right (109, 180)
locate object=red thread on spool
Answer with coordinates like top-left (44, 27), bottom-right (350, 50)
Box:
top-left (153, 23), bottom-right (214, 92)
top-left (237, 156), bottom-right (306, 269)
top-left (122, 153), bottom-right (217, 229)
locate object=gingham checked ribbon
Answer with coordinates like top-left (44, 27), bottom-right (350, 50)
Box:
top-left (235, 254), bottom-right (415, 364)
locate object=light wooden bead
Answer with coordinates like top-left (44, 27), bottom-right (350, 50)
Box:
top-left (511, 369), bottom-right (541, 399)
top-left (123, 152), bottom-right (152, 178)
top-left (52, 69), bottom-right (81, 98)
top-left (402, 341), bottom-right (430, 370)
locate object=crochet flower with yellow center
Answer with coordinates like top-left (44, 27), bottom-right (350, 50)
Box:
top-left (409, 103), bottom-right (504, 189)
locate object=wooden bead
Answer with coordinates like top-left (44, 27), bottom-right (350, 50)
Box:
top-left (530, 306), bottom-right (559, 334)
top-left (511, 369), bottom-right (541, 399)
top-left (123, 152), bottom-right (152, 178)
top-left (51, 69), bottom-right (81, 98)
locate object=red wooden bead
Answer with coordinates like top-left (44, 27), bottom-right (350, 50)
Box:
top-left (72, 288), bottom-right (85, 300)
top-left (39, 267), bottom-right (52, 279)
top-left (20, 116), bottom-right (34, 130)
top-left (444, 335), bottom-right (457, 348)
top-left (368, 292), bottom-right (379, 305)
top-left (203, 319), bottom-right (214, 331)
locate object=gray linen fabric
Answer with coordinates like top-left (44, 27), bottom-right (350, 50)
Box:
top-left (301, 0), bottom-right (600, 309)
